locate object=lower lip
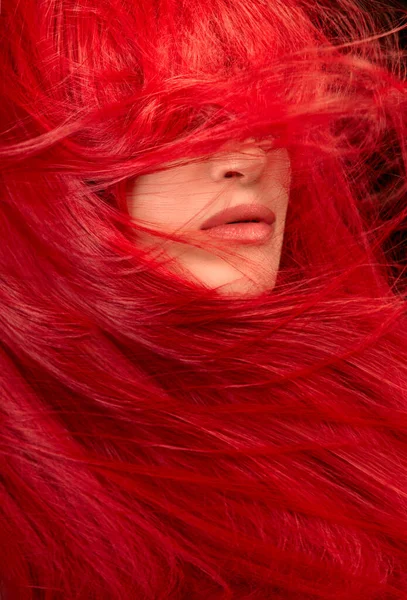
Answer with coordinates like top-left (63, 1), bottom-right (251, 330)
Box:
top-left (202, 221), bottom-right (275, 244)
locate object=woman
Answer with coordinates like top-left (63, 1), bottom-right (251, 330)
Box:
top-left (0, 0), bottom-right (406, 598)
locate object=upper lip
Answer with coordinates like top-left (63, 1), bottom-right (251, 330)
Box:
top-left (200, 203), bottom-right (276, 230)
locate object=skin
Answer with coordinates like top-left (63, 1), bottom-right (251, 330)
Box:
top-left (126, 138), bottom-right (291, 296)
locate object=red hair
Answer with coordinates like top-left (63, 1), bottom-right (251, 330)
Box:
top-left (0, 0), bottom-right (407, 598)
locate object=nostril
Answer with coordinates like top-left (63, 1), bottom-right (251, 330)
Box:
top-left (224, 171), bottom-right (243, 178)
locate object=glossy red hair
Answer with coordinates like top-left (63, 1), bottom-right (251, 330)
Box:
top-left (0, 0), bottom-right (407, 598)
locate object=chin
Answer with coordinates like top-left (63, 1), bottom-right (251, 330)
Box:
top-left (163, 251), bottom-right (279, 296)
top-left (192, 264), bottom-right (277, 297)
top-left (214, 277), bottom-right (276, 297)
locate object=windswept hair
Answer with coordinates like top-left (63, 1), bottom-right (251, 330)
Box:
top-left (0, 0), bottom-right (407, 598)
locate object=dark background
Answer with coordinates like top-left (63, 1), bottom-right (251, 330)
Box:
top-left (365, 0), bottom-right (406, 291)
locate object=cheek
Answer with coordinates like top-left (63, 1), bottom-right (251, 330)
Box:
top-left (269, 148), bottom-right (291, 190)
top-left (128, 196), bottom-right (174, 229)
top-left (127, 167), bottom-right (203, 231)
top-left (266, 149), bottom-right (291, 214)
top-left (126, 176), bottom-right (177, 230)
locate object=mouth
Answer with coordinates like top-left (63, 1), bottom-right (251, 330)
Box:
top-left (200, 203), bottom-right (276, 245)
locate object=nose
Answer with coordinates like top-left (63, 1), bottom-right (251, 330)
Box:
top-left (207, 138), bottom-right (267, 185)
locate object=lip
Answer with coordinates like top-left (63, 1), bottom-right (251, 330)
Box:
top-left (202, 221), bottom-right (275, 244)
top-left (200, 203), bottom-right (276, 231)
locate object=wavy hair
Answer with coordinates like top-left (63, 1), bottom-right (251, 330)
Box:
top-left (0, 0), bottom-right (407, 598)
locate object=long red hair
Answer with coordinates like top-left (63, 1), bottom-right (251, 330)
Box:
top-left (0, 0), bottom-right (407, 598)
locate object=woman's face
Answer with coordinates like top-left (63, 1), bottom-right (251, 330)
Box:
top-left (127, 139), bottom-right (291, 296)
